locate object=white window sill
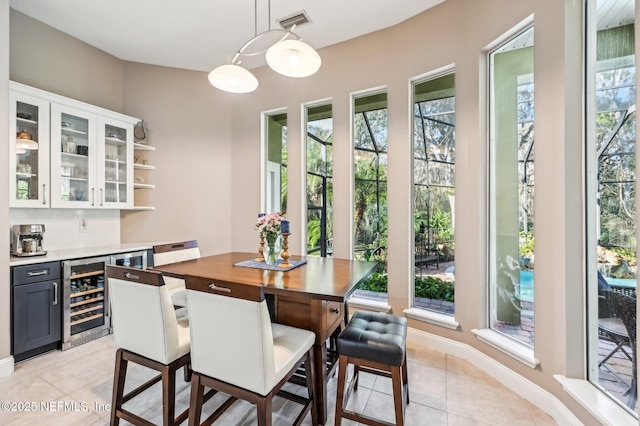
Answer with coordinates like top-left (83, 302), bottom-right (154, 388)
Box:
top-left (347, 296), bottom-right (391, 313)
top-left (404, 307), bottom-right (459, 330)
top-left (555, 375), bottom-right (637, 426)
top-left (471, 328), bottom-right (539, 369)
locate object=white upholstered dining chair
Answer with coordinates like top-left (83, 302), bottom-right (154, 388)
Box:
top-left (106, 265), bottom-right (191, 426)
top-left (185, 275), bottom-right (318, 426)
top-left (152, 240), bottom-right (201, 308)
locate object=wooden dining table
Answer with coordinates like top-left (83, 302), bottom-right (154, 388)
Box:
top-left (151, 251), bottom-right (378, 425)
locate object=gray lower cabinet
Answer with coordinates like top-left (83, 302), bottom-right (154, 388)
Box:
top-left (12, 261), bottom-right (61, 361)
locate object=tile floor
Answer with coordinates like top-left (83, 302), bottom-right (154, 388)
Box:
top-left (0, 335), bottom-right (557, 426)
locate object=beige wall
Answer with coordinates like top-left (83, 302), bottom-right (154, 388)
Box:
top-left (119, 61), bottom-right (234, 256)
top-left (1, 0), bottom-right (11, 365)
top-left (229, 0), bottom-right (593, 423)
top-left (1, 1), bottom-right (606, 423)
top-left (9, 10), bottom-right (123, 112)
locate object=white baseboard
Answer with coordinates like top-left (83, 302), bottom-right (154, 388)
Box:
top-left (0, 355), bottom-right (15, 377)
top-left (407, 328), bottom-right (582, 426)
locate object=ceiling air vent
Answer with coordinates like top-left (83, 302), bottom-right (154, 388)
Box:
top-left (277, 11), bottom-right (311, 30)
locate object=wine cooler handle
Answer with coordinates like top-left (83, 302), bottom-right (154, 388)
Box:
top-left (52, 281), bottom-right (58, 306)
top-left (100, 188), bottom-right (104, 206)
top-left (91, 188), bottom-right (95, 206)
top-left (42, 184), bottom-right (47, 205)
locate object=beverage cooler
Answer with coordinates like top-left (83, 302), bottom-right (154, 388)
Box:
top-left (111, 250), bottom-right (148, 269)
top-left (62, 250), bottom-right (147, 350)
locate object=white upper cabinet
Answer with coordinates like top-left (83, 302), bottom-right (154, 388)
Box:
top-left (10, 90), bottom-right (51, 208)
top-left (50, 103), bottom-right (98, 208)
top-left (98, 117), bottom-right (134, 208)
top-left (10, 81), bottom-right (139, 210)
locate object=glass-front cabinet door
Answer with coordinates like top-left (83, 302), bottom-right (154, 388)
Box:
top-left (50, 103), bottom-right (97, 208)
top-left (98, 117), bottom-right (133, 208)
top-left (9, 91), bottom-right (50, 208)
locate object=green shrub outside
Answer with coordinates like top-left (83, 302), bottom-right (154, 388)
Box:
top-left (608, 246), bottom-right (637, 264)
top-left (415, 276), bottom-right (455, 302)
top-left (519, 230), bottom-right (638, 265)
top-left (358, 272), bottom-right (388, 292)
top-left (519, 231), bottom-right (535, 256)
top-left (358, 272), bottom-right (454, 302)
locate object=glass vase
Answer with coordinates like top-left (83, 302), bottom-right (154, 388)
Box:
top-left (263, 233), bottom-right (282, 265)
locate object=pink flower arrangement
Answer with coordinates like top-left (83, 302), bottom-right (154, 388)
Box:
top-left (256, 212), bottom-right (286, 237)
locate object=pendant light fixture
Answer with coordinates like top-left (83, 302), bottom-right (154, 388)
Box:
top-left (266, 39), bottom-right (321, 77)
top-left (208, 64), bottom-right (259, 93)
top-left (208, 0), bottom-right (321, 93)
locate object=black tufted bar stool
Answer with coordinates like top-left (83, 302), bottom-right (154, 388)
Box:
top-left (335, 311), bottom-right (409, 426)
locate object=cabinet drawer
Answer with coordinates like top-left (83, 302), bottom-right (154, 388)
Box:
top-left (13, 261), bottom-right (61, 285)
top-left (274, 295), bottom-right (345, 343)
top-left (325, 301), bottom-right (343, 332)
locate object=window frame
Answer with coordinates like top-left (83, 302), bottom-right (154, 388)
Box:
top-left (304, 101), bottom-right (334, 257)
top-left (410, 65), bottom-right (457, 317)
top-left (261, 108), bottom-right (288, 214)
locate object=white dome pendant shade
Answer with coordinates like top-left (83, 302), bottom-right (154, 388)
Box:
top-left (265, 39), bottom-right (321, 78)
top-left (208, 64), bottom-right (259, 93)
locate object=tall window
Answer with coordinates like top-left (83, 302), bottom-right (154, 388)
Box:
top-left (489, 26), bottom-right (535, 347)
top-left (586, 0), bottom-right (637, 414)
top-left (353, 93), bottom-right (388, 257)
top-left (352, 92), bottom-right (389, 298)
top-left (412, 71), bottom-right (456, 315)
top-left (306, 104), bottom-right (333, 256)
top-left (265, 112), bottom-right (287, 214)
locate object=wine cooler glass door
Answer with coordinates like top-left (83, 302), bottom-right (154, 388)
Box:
top-left (62, 256), bottom-right (110, 350)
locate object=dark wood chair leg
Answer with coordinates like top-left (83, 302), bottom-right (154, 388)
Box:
top-left (391, 365), bottom-right (405, 426)
top-left (184, 363), bottom-right (192, 383)
top-left (334, 354), bottom-right (348, 425)
top-left (256, 397), bottom-right (273, 426)
top-left (353, 364), bottom-right (360, 391)
top-left (111, 348), bottom-right (128, 426)
top-left (304, 349), bottom-right (318, 426)
top-left (188, 373), bottom-right (205, 426)
top-left (312, 343), bottom-right (327, 424)
top-left (162, 365), bottom-right (176, 426)
top-left (403, 353), bottom-right (410, 404)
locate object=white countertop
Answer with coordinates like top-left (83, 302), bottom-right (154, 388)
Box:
top-left (9, 243), bottom-right (157, 266)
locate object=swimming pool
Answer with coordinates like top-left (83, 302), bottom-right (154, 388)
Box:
top-left (606, 276), bottom-right (637, 288)
top-left (520, 270), bottom-right (534, 301)
top-left (518, 270), bottom-right (636, 301)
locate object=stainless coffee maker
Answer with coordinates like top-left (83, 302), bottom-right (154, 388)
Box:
top-left (11, 224), bottom-right (47, 257)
